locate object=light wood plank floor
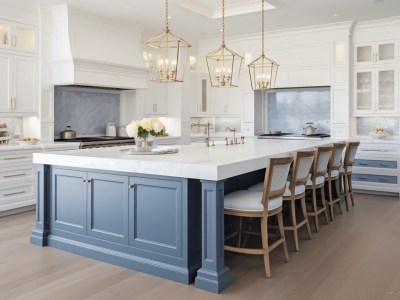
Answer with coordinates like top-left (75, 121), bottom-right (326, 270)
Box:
top-left (1, 194), bottom-right (399, 300)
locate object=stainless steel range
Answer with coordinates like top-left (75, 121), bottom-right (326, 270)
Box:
top-left (54, 136), bottom-right (135, 149)
top-left (258, 133), bottom-right (330, 141)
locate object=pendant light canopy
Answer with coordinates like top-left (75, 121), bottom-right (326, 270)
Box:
top-left (248, 0), bottom-right (279, 91)
top-left (206, 0), bottom-right (243, 88)
top-left (144, 0), bottom-right (191, 83)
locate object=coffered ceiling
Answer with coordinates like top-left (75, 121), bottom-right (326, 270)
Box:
top-left (29, 0), bottom-right (400, 43)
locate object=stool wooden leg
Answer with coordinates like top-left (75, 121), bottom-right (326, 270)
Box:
top-left (261, 216), bottom-right (271, 278)
top-left (327, 180), bottom-right (334, 221)
top-left (335, 178), bottom-right (343, 214)
top-left (349, 174), bottom-right (355, 206)
top-left (277, 211), bottom-right (289, 263)
top-left (312, 188), bottom-right (319, 233)
top-left (321, 186), bottom-right (329, 225)
top-left (290, 199), bottom-right (299, 252)
top-left (344, 174), bottom-right (350, 211)
top-left (301, 195), bottom-right (312, 239)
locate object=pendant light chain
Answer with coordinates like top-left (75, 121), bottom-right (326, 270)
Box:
top-left (222, 0), bottom-right (225, 45)
top-left (261, 0), bottom-right (264, 55)
top-left (165, 0), bottom-right (169, 31)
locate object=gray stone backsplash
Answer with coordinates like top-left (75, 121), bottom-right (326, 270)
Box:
top-left (357, 117), bottom-right (399, 136)
top-left (264, 87), bottom-right (331, 134)
top-left (54, 87), bottom-right (120, 137)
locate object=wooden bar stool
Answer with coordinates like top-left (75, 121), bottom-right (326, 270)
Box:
top-left (224, 156), bottom-right (294, 278)
top-left (248, 150), bottom-right (315, 252)
top-left (340, 141), bottom-right (360, 211)
top-left (305, 145), bottom-right (333, 233)
top-left (325, 142), bottom-right (346, 221)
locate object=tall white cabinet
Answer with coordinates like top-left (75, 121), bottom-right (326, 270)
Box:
top-left (352, 20), bottom-right (399, 117)
top-left (0, 17), bottom-right (38, 116)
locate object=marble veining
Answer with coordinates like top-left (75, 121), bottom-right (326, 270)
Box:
top-left (0, 117), bottom-right (23, 138)
top-left (264, 87), bottom-right (331, 134)
top-left (357, 117), bottom-right (400, 136)
top-left (54, 87), bottom-right (120, 137)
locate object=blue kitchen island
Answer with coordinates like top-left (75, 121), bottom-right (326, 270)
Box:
top-left (30, 138), bottom-right (334, 293)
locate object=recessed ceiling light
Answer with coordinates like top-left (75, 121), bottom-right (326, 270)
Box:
top-left (373, 0), bottom-right (384, 3)
top-left (167, 15), bottom-right (172, 19)
top-left (333, 14), bottom-right (339, 17)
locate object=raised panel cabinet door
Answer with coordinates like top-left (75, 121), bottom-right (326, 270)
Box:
top-left (128, 176), bottom-right (184, 259)
top-left (51, 169), bottom-right (87, 235)
top-left (87, 172), bottom-right (129, 244)
top-left (0, 53), bottom-right (12, 111)
top-left (14, 56), bottom-right (37, 112)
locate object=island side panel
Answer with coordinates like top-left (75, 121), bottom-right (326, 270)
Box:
top-left (30, 164), bottom-right (50, 246)
top-left (195, 180), bottom-right (232, 293)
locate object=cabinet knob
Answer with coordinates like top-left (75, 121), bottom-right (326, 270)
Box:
top-left (129, 184), bottom-right (135, 189)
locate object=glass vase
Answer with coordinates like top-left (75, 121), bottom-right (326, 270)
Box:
top-left (136, 137), bottom-right (152, 152)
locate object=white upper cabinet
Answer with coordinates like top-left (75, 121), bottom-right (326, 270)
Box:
top-left (0, 53), bottom-right (38, 115)
top-left (0, 19), bottom-right (37, 54)
top-left (354, 67), bottom-right (397, 115)
top-left (0, 53), bottom-right (12, 111)
top-left (354, 41), bottom-right (397, 66)
top-left (143, 81), bottom-right (167, 116)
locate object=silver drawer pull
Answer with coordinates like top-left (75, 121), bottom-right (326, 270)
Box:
top-left (358, 163), bottom-right (368, 166)
top-left (3, 157), bottom-right (28, 161)
top-left (3, 191), bottom-right (26, 197)
top-left (129, 184), bottom-right (135, 189)
top-left (4, 173), bottom-right (26, 178)
top-left (378, 179), bottom-right (389, 182)
top-left (358, 177), bottom-right (369, 180)
top-left (378, 164), bottom-right (390, 167)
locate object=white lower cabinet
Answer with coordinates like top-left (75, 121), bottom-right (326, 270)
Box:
top-left (0, 144), bottom-right (80, 214)
top-left (352, 142), bottom-right (400, 195)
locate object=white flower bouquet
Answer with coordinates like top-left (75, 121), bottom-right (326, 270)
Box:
top-left (126, 118), bottom-right (166, 139)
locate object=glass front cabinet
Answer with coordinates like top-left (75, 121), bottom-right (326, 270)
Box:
top-left (354, 41), bottom-right (397, 66)
top-left (0, 19), bottom-right (37, 53)
top-left (354, 67), bottom-right (397, 115)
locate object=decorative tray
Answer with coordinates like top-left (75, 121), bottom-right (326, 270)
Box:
top-left (121, 147), bottom-right (179, 155)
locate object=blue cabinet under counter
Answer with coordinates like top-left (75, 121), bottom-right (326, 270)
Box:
top-left (354, 159), bottom-right (397, 169)
top-left (352, 173), bottom-right (398, 185)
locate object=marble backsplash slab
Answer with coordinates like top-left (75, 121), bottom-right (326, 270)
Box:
top-left (54, 87), bottom-right (120, 137)
top-left (265, 87), bottom-right (331, 134)
top-left (0, 117), bottom-right (23, 138)
top-left (357, 117), bottom-right (399, 136)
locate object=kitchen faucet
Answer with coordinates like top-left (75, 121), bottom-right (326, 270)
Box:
top-left (226, 127), bottom-right (237, 144)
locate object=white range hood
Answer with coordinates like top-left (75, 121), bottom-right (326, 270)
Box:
top-left (50, 4), bottom-right (147, 89)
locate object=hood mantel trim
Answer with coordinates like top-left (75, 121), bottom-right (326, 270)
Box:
top-left (52, 58), bottom-right (148, 89)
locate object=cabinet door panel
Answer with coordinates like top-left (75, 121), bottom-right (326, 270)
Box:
top-left (129, 177), bottom-right (183, 258)
top-left (52, 169), bottom-right (87, 234)
top-left (13, 22), bottom-right (37, 53)
top-left (14, 56), bottom-right (37, 112)
top-left (356, 45), bottom-right (373, 64)
top-left (0, 53), bottom-right (12, 111)
top-left (87, 173), bottom-right (129, 244)
top-left (377, 69), bottom-right (396, 111)
top-left (356, 71), bottom-right (373, 112)
top-left (0, 19), bottom-right (11, 49)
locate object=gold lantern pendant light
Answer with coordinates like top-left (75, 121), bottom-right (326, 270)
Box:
top-left (248, 0), bottom-right (279, 91)
top-left (144, 0), bottom-right (191, 83)
top-left (206, 0), bottom-right (243, 88)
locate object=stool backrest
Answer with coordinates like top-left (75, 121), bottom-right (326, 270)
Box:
top-left (329, 142), bottom-right (346, 171)
top-left (262, 156), bottom-right (294, 207)
top-left (289, 150), bottom-right (315, 191)
top-left (344, 141), bottom-right (360, 168)
top-left (312, 145), bottom-right (333, 178)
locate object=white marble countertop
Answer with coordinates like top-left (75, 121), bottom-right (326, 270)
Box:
top-left (33, 138), bottom-right (338, 181)
top-left (0, 142), bottom-right (80, 152)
